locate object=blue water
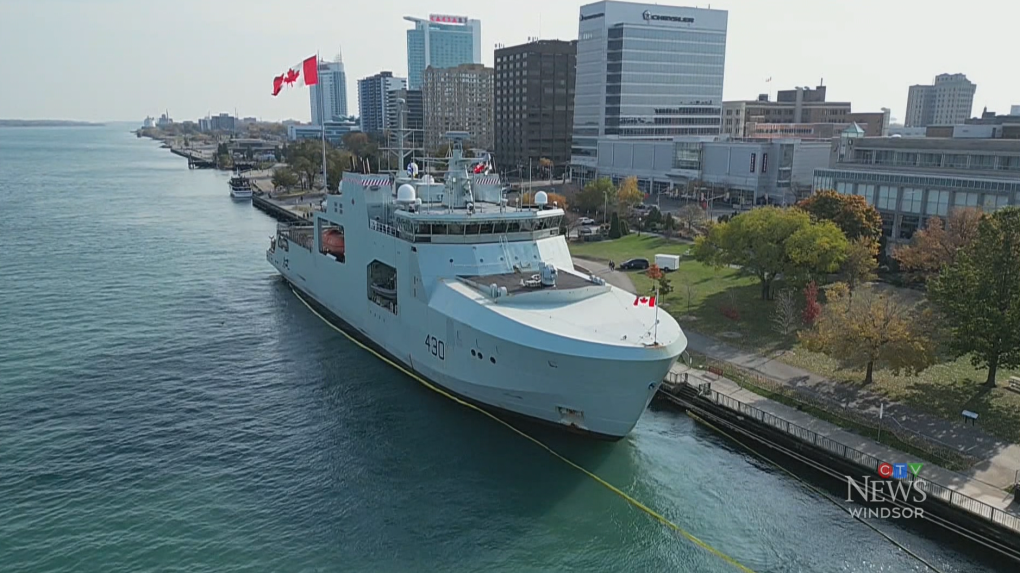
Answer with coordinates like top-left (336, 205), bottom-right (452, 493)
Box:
top-left (0, 125), bottom-right (1009, 572)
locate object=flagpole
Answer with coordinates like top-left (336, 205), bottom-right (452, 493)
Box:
top-left (317, 51), bottom-right (327, 192)
top-left (654, 284), bottom-right (660, 344)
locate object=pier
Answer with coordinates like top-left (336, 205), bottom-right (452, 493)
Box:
top-left (657, 363), bottom-right (1020, 561)
top-left (252, 191), bottom-right (323, 224)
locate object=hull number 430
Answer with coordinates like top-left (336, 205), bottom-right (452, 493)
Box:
top-left (425, 335), bottom-right (445, 360)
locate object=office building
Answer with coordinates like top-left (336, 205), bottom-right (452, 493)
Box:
top-left (723, 86), bottom-right (888, 138)
top-left (404, 14), bottom-right (482, 90)
top-left (904, 73), bottom-right (976, 127)
top-left (310, 54), bottom-right (349, 125)
top-left (1011, 105), bottom-right (1020, 116)
top-left (287, 118), bottom-right (361, 146)
top-left (358, 71), bottom-right (407, 134)
top-left (570, 136), bottom-right (829, 204)
top-left (494, 40), bottom-right (576, 177)
top-left (423, 64), bottom-right (493, 151)
top-left (570, 1), bottom-right (728, 178)
top-left (814, 136), bottom-right (1020, 244)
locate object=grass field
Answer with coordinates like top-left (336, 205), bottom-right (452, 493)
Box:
top-left (571, 235), bottom-right (1020, 443)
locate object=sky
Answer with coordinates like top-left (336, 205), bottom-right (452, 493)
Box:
top-left (1, 0), bottom-right (1017, 124)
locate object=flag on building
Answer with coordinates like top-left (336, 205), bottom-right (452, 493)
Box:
top-left (634, 295), bottom-right (656, 307)
top-left (765, 77), bottom-right (772, 83)
top-left (272, 56), bottom-right (319, 96)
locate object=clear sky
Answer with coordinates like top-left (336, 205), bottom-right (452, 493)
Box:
top-left (1, 0), bottom-right (1016, 124)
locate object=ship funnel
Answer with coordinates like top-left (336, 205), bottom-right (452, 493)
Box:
top-left (539, 262), bottom-right (557, 287)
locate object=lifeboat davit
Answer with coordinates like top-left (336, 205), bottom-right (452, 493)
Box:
top-left (321, 229), bottom-right (345, 258)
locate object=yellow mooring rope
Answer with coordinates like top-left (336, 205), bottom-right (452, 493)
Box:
top-left (289, 286), bottom-right (756, 573)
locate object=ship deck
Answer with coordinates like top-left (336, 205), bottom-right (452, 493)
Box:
top-left (464, 270), bottom-right (595, 295)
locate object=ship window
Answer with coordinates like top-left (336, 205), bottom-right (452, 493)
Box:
top-left (506, 221), bottom-right (521, 233)
top-left (448, 223), bottom-right (463, 235)
top-left (465, 223), bottom-right (480, 234)
top-left (479, 222), bottom-right (495, 234)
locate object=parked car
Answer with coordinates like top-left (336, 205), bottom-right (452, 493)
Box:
top-left (618, 258), bottom-right (649, 270)
top-left (578, 217), bottom-right (596, 225)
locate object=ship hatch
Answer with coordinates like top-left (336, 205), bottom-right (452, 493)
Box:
top-left (368, 260), bottom-right (397, 315)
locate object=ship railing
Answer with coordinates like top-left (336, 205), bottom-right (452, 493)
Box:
top-left (369, 219), bottom-right (399, 237)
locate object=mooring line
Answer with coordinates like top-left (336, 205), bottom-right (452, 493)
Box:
top-left (289, 286), bottom-right (756, 573)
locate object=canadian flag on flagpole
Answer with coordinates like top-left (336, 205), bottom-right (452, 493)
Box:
top-left (272, 56), bottom-right (319, 96)
top-left (634, 295), bottom-right (656, 307)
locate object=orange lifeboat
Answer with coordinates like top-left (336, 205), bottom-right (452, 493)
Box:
top-left (321, 229), bottom-right (345, 259)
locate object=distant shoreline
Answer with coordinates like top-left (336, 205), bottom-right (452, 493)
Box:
top-left (0, 120), bottom-right (105, 127)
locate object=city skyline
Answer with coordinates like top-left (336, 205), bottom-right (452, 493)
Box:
top-left (1, 0), bottom-right (1017, 123)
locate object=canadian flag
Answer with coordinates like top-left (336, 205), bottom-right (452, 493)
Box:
top-left (272, 56), bottom-right (319, 96)
top-left (634, 295), bottom-right (656, 307)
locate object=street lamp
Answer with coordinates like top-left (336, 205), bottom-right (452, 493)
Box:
top-left (701, 191), bottom-right (729, 221)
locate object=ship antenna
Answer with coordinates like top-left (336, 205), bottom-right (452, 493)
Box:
top-left (653, 284), bottom-right (660, 344)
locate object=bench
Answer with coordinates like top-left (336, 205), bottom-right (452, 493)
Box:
top-left (1008, 377), bottom-right (1020, 394)
top-left (707, 365), bottom-right (724, 378)
top-left (962, 410), bottom-right (979, 426)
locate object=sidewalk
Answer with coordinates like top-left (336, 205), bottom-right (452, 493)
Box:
top-left (671, 361), bottom-right (1018, 515)
top-left (573, 256), bottom-right (1020, 490)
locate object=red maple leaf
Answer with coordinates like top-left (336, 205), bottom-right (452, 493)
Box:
top-left (284, 68), bottom-right (300, 85)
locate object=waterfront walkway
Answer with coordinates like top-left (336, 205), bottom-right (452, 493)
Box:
top-left (573, 256), bottom-right (1020, 492)
top-left (671, 361), bottom-right (1018, 515)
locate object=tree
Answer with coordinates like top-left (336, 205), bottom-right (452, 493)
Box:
top-left (772, 289), bottom-right (798, 336)
top-left (538, 157), bottom-right (553, 178)
top-left (693, 207), bottom-right (849, 300)
top-left (801, 281), bottom-right (821, 326)
top-left (575, 178), bottom-right (616, 214)
top-left (325, 148), bottom-right (354, 192)
top-left (893, 207), bottom-right (983, 282)
top-left (679, 279), bottom-right (697, 314)
top-left (608, 212), bottom-right (622, 239)
top-left (796, 190), bottom-right (882, 241)
top-left (271, 168), bottom-right (299, 191)
top-left (663, 213), bottom-right (677, 237)
top-left (644, 207), bottom-right (663, 229)
top-left (842, 237), bottom-right (879, 292)
top-left (928, 207), bottom-right (1020, 386)
top-left (677, 204), bottom-right (707, 232)
top-left (616, 176), bottom-right (644, 212)
top-left (646, 264), bottom-right (664, 280)
top-left (292, 157), bottom-right (315, 189)
top-left (800, 283), bottom-right (938, 385)
top-left (658, 275), bottom-right (673, 296)
top-left (522, 191), bottom-right (568, 210)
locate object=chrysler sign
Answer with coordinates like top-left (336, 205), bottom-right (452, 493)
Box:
top-left (642, 10), bottom-right (694, 23)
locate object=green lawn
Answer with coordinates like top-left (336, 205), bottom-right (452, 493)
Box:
top-left (570, 235), bottom-right (1020, 443)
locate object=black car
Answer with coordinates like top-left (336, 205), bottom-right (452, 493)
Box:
top-left (619, 258), bottom-right (649, 270)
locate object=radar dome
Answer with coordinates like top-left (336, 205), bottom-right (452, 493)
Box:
top-left (397, 184), bottom-right (416, 203)
top-left (534, 191), bottom-right (549, 207)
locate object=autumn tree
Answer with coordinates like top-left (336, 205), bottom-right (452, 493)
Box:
top-left (796, 190), bottom-right (882, 241)
top-left (694, 207), bottom-right (849, 300)
top-left (800, 283), bottom-right (939, 384)
top-left (575, 177), bottom-right (616, 214)
top-left (842, 237), bottom-right (879, 291)
top-left (538, 157), bottom-right (553, 178)
top-left (893, 207), bottom-right (983, 282)
top-left (616, 176), bottom-right (644, 212)
top-left (802, 281), bottom-right (821, 326)
top-left (928, 207), bottom-right (1020, 386)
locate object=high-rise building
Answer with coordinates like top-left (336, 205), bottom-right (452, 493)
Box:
top-left (494, 40), bottom-right (576, 177)
top-left (1010, 105), bottom-right (1020, 116)
top-left (570, 1), bottom-right (728, 175)
top-left (904, 73), bottom-right (976, 127)
top-left (310, 53), bottom-right (348, 125)
top-left (358, 71), bottom-right (407, 134)
top-left (423, 63), bottom-right (493, 151)
top-left (404, 14), bottom-right (482, 90)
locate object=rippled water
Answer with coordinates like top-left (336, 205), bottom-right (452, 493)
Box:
top-left (0, 125), bottom-right (1009, 572)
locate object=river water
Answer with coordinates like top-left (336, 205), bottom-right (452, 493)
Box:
top-left (0, 125), bottom-right (1008, 572)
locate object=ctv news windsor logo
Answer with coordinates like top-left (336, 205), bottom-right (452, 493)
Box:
top-left (845, 462), bottom-right (927, 519)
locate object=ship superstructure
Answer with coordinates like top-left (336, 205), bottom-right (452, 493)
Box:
top-left (266, 132), bottom-right (687, 438)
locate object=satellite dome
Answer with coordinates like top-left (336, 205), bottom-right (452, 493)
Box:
top-left (397, 184), bottom-right (416, 203)
top-left (534, 191), bottom-right (549, 207)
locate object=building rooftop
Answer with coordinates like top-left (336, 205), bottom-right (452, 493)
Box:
top-left (852, 137), bottom-right (1020, 152)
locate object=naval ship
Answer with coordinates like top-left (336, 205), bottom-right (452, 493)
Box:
top-left (266, 133), bottom-right (687, 439)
